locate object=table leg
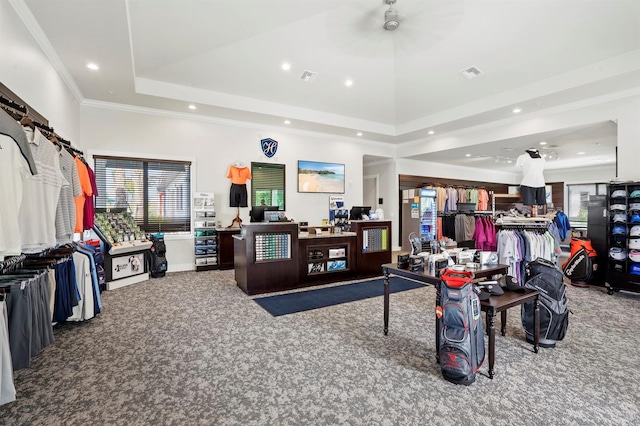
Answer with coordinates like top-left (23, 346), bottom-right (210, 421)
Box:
top-left (487, 309), bottom-right (496, 379)
top-left (533, 295), bottom-right (540, 353)
top-left (383, 268), bottom-right (390, 335)
top-left (501, 310), bottom-right (507, 336)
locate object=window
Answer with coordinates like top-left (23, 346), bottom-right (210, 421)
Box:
top-left (251, 162), bottom-right (285, 208)
top-left (567, 183), bottom-right (607, 226)
top-left (94, 155), bottom-right (191, 233)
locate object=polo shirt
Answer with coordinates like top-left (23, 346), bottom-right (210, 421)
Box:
top-left (55, 148), bottom-right (81, 244)
top-left (0, 134), bottom-right (29, 259)
top-left (516, 154), bottom-right (546, 188)
top-left (0, 109), bottom-right (37, 175)
top-left (227, 165), bottom-right (251, 184)
top-left (73, 156), bottom-right (93, 233)
top-left (19, 129), bottom-right (68, 252)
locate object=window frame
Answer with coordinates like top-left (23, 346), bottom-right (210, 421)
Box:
top-left (250, 162), bottom-right (286, 209)
top-left (90, 150), bottom-right (195, 236)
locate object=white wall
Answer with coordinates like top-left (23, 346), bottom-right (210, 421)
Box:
top-left (0, 0), bottom-right (80, 141)
top-left (81, 105), bottom-right (395, 270)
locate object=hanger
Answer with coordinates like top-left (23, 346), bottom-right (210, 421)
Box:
top-left (20, 115), bottom-right (35, 130)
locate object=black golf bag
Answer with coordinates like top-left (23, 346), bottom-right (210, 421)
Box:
top-left (522, 258), bottom-right (569, 348)
top-left (147, 234), bottom-right (168, 278)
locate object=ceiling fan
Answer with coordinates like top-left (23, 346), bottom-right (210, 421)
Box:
top-left (324, 0), bottom-right (466, 58)
top-left (383, 0), bottom-right (400, 31)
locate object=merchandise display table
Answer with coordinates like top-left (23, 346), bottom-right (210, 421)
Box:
top-left (381, 263), bottom-right (539, 379)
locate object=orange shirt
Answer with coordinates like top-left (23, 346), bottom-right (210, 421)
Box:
top-left (74, 156), bottom-right (93, 233)
top-left (227, 166), bottom-right (251, 185)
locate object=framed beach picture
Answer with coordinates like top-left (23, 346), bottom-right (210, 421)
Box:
top-left (298, 160), bottom-right (345, 193)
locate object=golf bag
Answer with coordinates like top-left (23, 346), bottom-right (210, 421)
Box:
top-left (437, 270), bottom-right (485, 385)
top-left (522, 258), bottom-right (569, 348)
top-left (147, 234), bottom-right (168, 278)
top-left (562, 238), bottom-right (598, 286)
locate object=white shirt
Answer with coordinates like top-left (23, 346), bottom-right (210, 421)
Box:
top-left (19, 129), bottom-right (68, 252)
top-left (0, 134), bottom-right (29, 260)
top-left (516, 153), bottom-right (545, 188)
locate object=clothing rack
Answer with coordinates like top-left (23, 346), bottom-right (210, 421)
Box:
top-left (0, 254), bottom-right (26, 273)
top-left (0, 87), bottom-right (82, 156)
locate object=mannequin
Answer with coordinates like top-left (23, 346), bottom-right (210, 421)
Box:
top-left (515, 148), bottom-right (546, 217)
top-left (226, 161), bottom-right (251, 228)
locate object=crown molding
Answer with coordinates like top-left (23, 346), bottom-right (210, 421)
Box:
top-left (8, 0), bottom-right (84, 104)
top-left (81, 99), bottom-right (393, 151)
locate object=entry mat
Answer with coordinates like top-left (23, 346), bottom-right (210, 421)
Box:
top-left (253, 277), bottom-right (425, 317)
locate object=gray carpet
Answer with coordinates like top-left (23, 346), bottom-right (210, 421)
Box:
top-left (1, 269), bottom-right (640, 425)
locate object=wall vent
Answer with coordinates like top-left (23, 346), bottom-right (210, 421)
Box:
top-left (460, 66), bottom-right (482, 79)
top-left (300, 70), bottom-right (318, 82)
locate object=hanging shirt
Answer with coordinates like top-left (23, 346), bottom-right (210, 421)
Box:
top-left (227, 166), bottom-right (251, 185)
top-left (20, 128), bottom-right (68, 252)
top-left (74, 156), bottom-right (93, 233)
top-left (55, 148), bottom-right (81, 244)
top-left (0, 134), bottom-right (30, 259)
top-left (83, 165), bottom-right (98, 230)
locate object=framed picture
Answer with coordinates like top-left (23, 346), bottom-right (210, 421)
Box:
top-left (298, 160), bottom-right (345, 193)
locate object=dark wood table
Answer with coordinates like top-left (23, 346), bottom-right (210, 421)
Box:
top-left (480, 289), bottom-right (540, 378)
top-left (381, 263), bottom-right (539, 379)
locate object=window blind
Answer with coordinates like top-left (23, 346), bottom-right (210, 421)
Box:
top-left (94, 156), bottom-right (191, 233)
top-left (251, 162), bottom-right (285, 208)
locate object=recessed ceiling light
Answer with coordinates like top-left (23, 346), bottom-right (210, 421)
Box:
top-left (284, 120), bottom-right (290, 125)
top-left (345, 79), bottom-right (353, 87)
top-left (577, 152), bottom-right (585, 155)
top-left (281, 62), bottom-right (291, 71)
top-left (539, 141), bottom-right (547, 145)
top-left (357, 132), bottom-right (363, 137)
top-left (512, 108), bottom-right (522, 113)
top-left (188, 104), bottom-right (197, 110)
top-left (428, 130), bottom-right (435, 135)
top-left (465, 153), bottom-right (471, 157)
top-left (86, 62), bottom-right (99, 71)
top-left (507, 160), bottom-right (513, 164)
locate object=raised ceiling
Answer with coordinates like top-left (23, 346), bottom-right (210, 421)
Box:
top-left (14, 0), bottom-right (640, 170)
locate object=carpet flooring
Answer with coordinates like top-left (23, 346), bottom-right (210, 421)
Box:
top-left (253, 277), bottom-right (424, 316)
top-left (1, 269), bottom-right (640, 425)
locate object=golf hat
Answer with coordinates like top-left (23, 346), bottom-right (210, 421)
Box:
top-left (630, 225), bottom-right (640, 236)
top-left (630, 263), bottom-right (640, 275)
top-left (610, 204), bottom-right (627, 211)
top-left (631, 213), bottom-right (640, 223)
top-left (629, 250), bottom-right (640, 262)
top-left (611, 189), bottom-right (627, 198)
top-left (498, 275), bottom-right (525, 293)
top-left (629, 190), bottom-right (640, 198)
top-left (629, 203), bottom-right (640, 211)
top-left (629, 238), bottom-right (640, 250)
top-left (612, 213), bottom-right (627, 223)
top-left (612, 225), bottom-right (627, 235)
top-left (609, 247), bottom-right (627, 260)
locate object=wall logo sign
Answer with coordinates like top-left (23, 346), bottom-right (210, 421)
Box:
top-left (261, 138), bottom-right (278, 158)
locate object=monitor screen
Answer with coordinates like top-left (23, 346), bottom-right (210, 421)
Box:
top-left (349, 206), bottom-right (371, 221)
top-left (249, 206), bottom-right (281, 222)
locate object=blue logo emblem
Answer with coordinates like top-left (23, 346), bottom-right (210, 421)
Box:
top-left (261, 138), bottom-right (278, 158)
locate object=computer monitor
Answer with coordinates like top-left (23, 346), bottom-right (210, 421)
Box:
top-left (349, 206), bottom-right (371, 221)
top-left (249, 206), bottom-right (281, 222)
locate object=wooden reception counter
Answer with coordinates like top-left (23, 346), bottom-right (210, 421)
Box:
top-left (233, 221), bottom-right (392, 295)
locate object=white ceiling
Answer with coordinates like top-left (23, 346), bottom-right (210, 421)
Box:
top-left (16, 0), bottom-right (640, 171)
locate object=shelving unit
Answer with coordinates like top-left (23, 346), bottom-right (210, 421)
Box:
top-left (350, 220), bottom-right (392, 278)
top-left (92, 208), bottom-right (152, 290)
top-left (234, 222), bottom-right (299, 295)
top-left (298, 234), bottom-right (357, 285)
top-left (606, 182), bottom-right (640, 294)
top-left (193, 192), bottom-right (218, 271)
